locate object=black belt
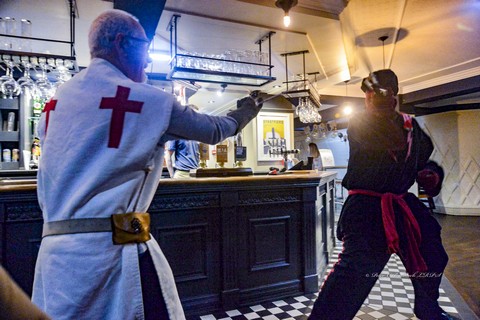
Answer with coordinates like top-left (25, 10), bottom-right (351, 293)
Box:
top-left (42, 218), bottom-right (111, 237)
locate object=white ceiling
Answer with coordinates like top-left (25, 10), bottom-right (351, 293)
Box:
top-left (2, 0), bottom-right (480, 116)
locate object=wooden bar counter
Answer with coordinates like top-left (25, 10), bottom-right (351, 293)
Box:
top-left (0, 170), bottom-right (336, 317)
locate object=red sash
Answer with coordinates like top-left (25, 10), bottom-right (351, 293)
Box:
top-left (348, 189), bottom-right (427, 274)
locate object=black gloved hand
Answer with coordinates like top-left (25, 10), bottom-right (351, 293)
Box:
top-left (227, 96), bottom-right (263, 134)
top-left (416, 161), bottom-right (444, 197)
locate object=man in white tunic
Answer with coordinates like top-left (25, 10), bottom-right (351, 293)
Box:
top-left (32, 9), bottom-right (262, 320)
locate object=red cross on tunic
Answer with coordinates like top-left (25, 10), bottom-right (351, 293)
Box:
top-left (99, 86), bottom-right (143, 148)
top-left (42, 99), bottom-right (57, 134)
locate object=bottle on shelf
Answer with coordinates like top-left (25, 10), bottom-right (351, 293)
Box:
top-left (7, 112), bottom-right (16, 132)
top-left (30, 136), bottom-right (41, 169)
top-left (3, 148), bottom-right (11, 162)
top-left (32, 96), bottom-right (45, 118)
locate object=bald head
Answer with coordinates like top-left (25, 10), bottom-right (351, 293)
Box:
top-left (88, 9), bottom-right (143, 59)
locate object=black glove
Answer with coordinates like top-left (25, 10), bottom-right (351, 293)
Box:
top-left (227, 96), bottom-right (263, 134)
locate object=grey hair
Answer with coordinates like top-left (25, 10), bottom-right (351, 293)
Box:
top-left (88, 9), bottom-right (141, 58)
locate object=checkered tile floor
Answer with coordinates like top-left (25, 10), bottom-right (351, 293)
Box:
top-left (193, 243), bottom-right (460, 320)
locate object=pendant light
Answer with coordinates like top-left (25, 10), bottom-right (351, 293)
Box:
top-left (275, 0), bottom-right (298, 27)
top-left (378, 35), bottom-right (388, 69)
top-left (217, 83), bottom-right (227, 96)
top-left (342, 80), bottom-right (353, 116)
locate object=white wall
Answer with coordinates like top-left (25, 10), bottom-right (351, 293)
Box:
top-left (294, 128), bottom-right (349, 177)
top-left (416, 110), bottom-right (480, 216)
top-left (201, 113), bottom-right (293, 173)
top-left (1, 0), bottom-right (111, 64)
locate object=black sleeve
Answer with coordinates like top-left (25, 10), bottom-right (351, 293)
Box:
top-left (347, 112), bottom-right (406, 151)
top-left (412, 118), bottom-right (434, 171)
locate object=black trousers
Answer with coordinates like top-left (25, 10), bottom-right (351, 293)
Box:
top-left (309, 194), bottom-right (449, 320)
top-left (139, 250), bottom-right (170, 320)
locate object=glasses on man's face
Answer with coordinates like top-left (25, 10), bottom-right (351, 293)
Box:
top-left (125, 35), bottom-right (151, 50)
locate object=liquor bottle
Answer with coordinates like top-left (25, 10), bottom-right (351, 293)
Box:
top-left (30, 137), bottom-right (41, 169)
top-left (32, 97), bottom-right (45, 118)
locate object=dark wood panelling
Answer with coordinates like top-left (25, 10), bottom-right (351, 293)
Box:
top-left (237, 203), bottom-right (301, 290)
top-left (249, 215), bottom-right (291, 271)
top-left (5, 223), bottom-right (42, 293)
top-left (156, 224), bottom-right (209, 282)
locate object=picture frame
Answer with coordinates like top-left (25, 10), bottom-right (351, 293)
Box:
top-left (256, 112), bottom-right (292, 161)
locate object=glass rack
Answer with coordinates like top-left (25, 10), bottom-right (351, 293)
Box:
top-left (167, 15), bottom-right (276, 87)
top-left (282, 77), bottom-right (321, 108)
top-left (280, 50), bottom-right (323, 124)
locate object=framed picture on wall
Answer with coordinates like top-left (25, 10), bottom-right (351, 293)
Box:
top-left (256, 112), bottom-right (292, 161)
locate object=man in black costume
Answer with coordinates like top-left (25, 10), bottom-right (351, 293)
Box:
top-left (309, 69), bottom-right (452, 320)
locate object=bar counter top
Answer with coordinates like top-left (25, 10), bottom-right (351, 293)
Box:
top-left (0, 170), bottom-right (336, 192)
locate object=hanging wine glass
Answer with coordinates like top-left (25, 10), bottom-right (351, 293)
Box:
top-left (297, 98), bottom-right (306, 122)
top-left (311, 124), bottom-right (319, 138)
top-left (319, 123), bottom-right (327, 138)
top-left (0, 56), bottom-right (21, 99)
top-left (17, 57), bottom-right (37, 97)
top-left (55, 59), bottom-right (72, 82)
top-left (35, 57), bottom-right (54, 99)
top-left (1, 68), bottom-right (21, 99)
top-left (0, 60), bottom-right (11, 91)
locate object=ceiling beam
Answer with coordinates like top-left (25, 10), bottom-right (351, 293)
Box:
top-left (413, 104), bottom-right (480, 116)
top-left (401, 75), bottom-right (480, 105)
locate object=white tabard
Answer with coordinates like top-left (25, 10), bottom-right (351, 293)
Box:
top-left (33, 58), bottom-right (238, 319)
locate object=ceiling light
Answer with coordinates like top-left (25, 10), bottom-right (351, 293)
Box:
top-left (343, 106), bottom-right (353, 116)
top-left (217, 83), bottom-right (227, 96)
top-left (275, 0), bottom-right (298, 27)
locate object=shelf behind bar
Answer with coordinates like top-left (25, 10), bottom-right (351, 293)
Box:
top-left (0, 49), bottom-right (79, 75)
top-left (167, 53), bottom-right (276, 86)
top-left (0, 49), bottom-right (76, 61)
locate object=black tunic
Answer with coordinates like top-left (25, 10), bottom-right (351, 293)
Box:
top-left (343, 111), bottom-right (433, 194)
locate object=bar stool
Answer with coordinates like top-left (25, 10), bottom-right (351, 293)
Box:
top-left (418, 185), bottom-right (436, 214)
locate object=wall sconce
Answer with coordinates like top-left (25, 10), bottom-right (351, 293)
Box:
top-left (275, 0), bottom-right (298, 27)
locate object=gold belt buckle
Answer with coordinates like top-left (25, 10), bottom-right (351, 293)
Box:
top-left (111, 212), bottom-right (151, 245)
